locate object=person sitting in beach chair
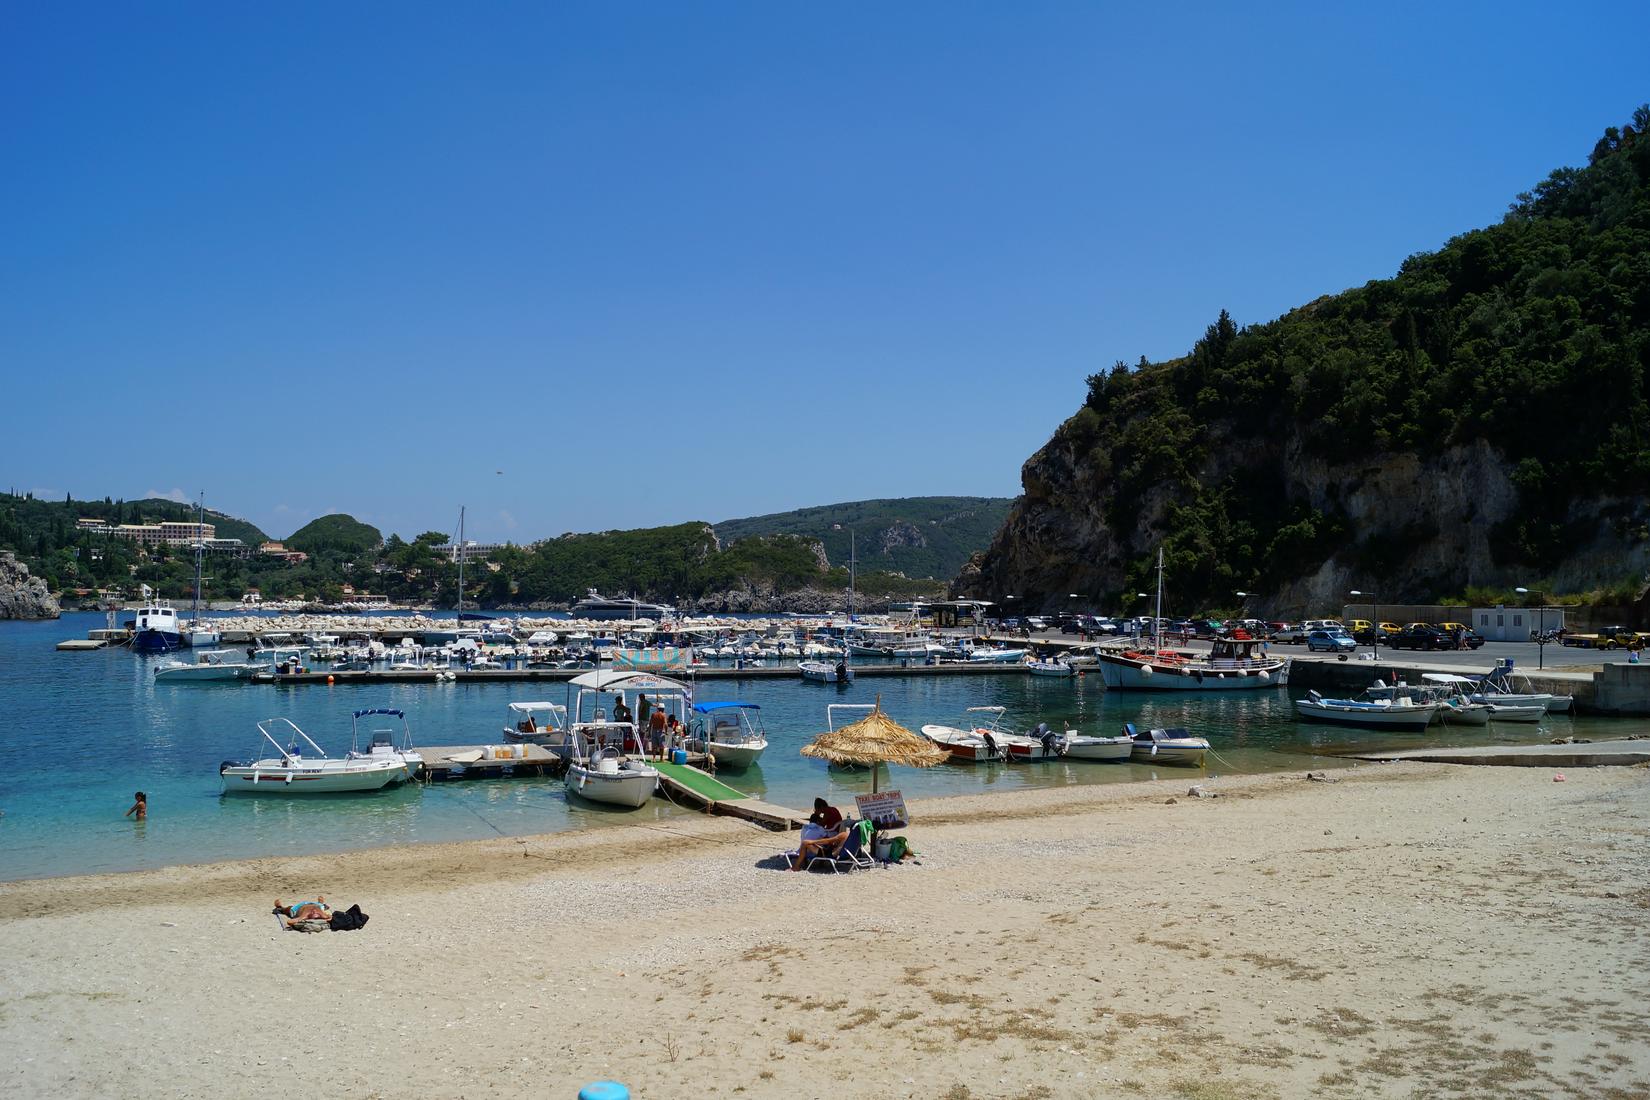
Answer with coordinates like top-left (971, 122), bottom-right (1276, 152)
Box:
top-left (789, 799), bottom-right (849, 871)
top-left (795, 817), bottom-right (875, 873)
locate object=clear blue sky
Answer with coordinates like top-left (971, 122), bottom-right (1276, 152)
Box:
top-left (1, 2), bottom-right (1640, 542)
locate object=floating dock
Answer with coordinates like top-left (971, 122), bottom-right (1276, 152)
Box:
top-left (243, 661), bottom-right (1033, 686)
top-left (652, 760), bottom-right (809, 830)
top-left (417, 743), bottom-right (562, 780)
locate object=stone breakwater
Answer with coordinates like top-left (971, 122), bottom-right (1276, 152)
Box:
top-left (188, 611), bottom-right (886, 638)
top-left (0, 552), bottom-right (59, 620)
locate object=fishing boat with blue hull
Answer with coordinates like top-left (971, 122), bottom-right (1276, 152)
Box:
top-left (131, 601), bottom-right (184, 653)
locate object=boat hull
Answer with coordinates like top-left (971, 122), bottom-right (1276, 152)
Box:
top-left (565, 765), bottom-right (657, 808)
top-left (155, 663), bottom-right (252, 682)
top-left (1027, 663), bottom-right (1074, 677)
top-left (132, 629), bottom-right (184, 654)
top-left (1128, 743), bottom-right (1208, 766)
top-left (220, 760), bottom-right (412, 793)
top-left (1294, 700), bottom-right (1437, 730)
top-left (1063, 739), bottom-right (1133, 761)
top-left (705, 740), bottom-right (765, 769)
top-left (1097, 654), bottom-right (1288, 690)
top-left (919, 724), bottom-right (1006, 763)
top-left (799, 661), bottom-right (853, 683)
top-left (1486, 704), bottom-right (1546, 722)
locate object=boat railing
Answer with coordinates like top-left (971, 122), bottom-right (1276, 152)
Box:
top-left (256, 717), bottom-right (328, 762)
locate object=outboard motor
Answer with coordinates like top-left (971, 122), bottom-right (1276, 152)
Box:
top-left (1123, 721), bottom-right (1139, 741)
top-left (1035, 722), bottom-right (1061, 756)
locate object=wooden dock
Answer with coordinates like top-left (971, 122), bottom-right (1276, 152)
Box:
top-left (417, 743), bottom-right (562, 780)
top-left (651, 760), bottom-right (809, 830)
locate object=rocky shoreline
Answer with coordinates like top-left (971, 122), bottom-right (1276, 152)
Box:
top-left (0, 552), bottom-right (59, 620)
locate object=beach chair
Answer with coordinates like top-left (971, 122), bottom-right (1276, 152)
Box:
top-left (802, 819), bottom-right (875, 874)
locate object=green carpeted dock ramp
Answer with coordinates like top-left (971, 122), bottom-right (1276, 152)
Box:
top-left (652, 761), bottom-right (809, 830)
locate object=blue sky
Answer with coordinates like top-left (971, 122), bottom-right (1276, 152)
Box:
top-left (1, 2), bottom-right (1641, 541)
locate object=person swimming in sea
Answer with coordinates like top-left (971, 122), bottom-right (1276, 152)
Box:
top-left (124, 791), bottom-right (147, 820)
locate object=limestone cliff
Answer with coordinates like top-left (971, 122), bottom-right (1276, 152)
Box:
top-left (0, 551), bottom-right (61, 620)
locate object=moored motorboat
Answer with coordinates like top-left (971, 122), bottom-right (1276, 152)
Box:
top-left (920, 706), bottom-right (1062, 762)
top-left (1027, 659), bottom-right (1075, 677)
top-left (1062, 730), bottom-right (1133, 761)
top-left (686, 701), bottom-right (768, 769)
top-left (502, 701), bottom-right (571, 749)
top-left (1125, 723), bottom-right (1211, 766)
top-left (562, 723), bottom-right (659, 808)
top-left (1295, 691), bottom-right (1438, 730)
top-left (1097, 637), bottom-right (1289, 691)
top-left (1484, 703), bottom-right (1547, 723)
top-left (130, 600), bottom-right (184, 653)
top-left (799, 659), bottom-right (854, 684)
top-left (220, 712), bottom-right (421, 794)
top-left (154, 650), bottom-right (256, 682)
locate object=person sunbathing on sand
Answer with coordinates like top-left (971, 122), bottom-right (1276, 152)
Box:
top-left (274, 897), bottom-right (330, 924)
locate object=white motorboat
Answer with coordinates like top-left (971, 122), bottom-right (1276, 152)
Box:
top-left (562, 723), bottom-right (659, 808)
top-left (502, 701), bottom-right (571, 749)
top-left (686, 701), bottom-right (768, 769)
top-left (1295, 691), bottom-right (1438, 730)
top-left (219, 712), bottom-right (421, 794)
top-left (1468, 660), bottom-right (1573, 713)
top-left (1125, 723), bottom-right (1211, 767)
top-left (1027, 659), bottom-right (1074, 677)
top-left (154, 650), bottom-right (256, 682)
top-left (1062, 730), bottom-right (1133, 761)
top-left (799, 659), bottom-right (854, 683)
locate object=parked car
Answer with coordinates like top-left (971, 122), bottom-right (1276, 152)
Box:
top-left (1306, 629), bottom-right (1357, 653)
top-left (1389, 625), bottom-right (1450, 650)
top-left (1189, 618), bottom-right (1224, 639)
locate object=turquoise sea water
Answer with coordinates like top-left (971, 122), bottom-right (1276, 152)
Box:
top-left (1, 613), bottom-right (1635, 881)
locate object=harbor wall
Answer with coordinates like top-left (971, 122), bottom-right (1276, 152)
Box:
top-left (1590, 662), bottom-right (1650, 716)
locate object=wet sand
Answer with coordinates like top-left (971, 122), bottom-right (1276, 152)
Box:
top-left (2, 762), bottom-right (1647, 1098)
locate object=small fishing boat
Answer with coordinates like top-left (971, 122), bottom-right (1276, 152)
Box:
top-left (1484, 702), bottom-right (1547, 723)
top-left (154, 650), bottom-right (256, 682)
top-left (1295, 691), bottom-right (1438, 730)
top-left (1027, 659), bottom-right (1075, 678)
top-left (1061, 729), bottom-right (1133, 761)
top-left (130, 599), bottom-right (184, 654)
top-left (219, 711), bottom-right (421, 794)
top-left (1125, 723), bottom-right (1211, 767)
top-left (562, 723), bottom-right (659, 808)
top-left (685, 701), bottom-right (768, 769)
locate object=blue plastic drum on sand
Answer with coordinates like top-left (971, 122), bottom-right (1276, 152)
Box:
top-left (579, 1084), bottom-right (630, 1100)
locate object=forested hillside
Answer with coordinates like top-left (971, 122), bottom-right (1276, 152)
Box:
top-left (713, 497), bottom-right (1012, 580)
top-left (961, 107), bottom-right (1650, 615)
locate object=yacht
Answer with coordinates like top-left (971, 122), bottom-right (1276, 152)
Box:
top-left (571, 589), bottom-right (676, 621)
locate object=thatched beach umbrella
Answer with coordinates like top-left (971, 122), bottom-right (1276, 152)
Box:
top-left (800, 697), bottom-right (947, 793)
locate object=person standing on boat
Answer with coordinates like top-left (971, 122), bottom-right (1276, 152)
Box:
top-left (635, 694), bottom-right (652, 738)
top-left (612, 695), bottom-right (632, 727)
top-left (648, 705), bottom-right (668, 758)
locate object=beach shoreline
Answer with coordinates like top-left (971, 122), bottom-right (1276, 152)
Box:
top-left (3, 762), bottom-right (1647, 1098)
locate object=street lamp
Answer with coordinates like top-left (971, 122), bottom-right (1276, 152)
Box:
top-left (1516, 587), bottom-right (1547, 670)
top-left (1350, 590), bottom-right (1378, 661)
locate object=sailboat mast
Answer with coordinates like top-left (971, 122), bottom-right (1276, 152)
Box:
top-left (456, 506), bottom-right (465, 617)
top-left (192, 493), bottom-right (205, 621)
top-left (1153, 547), bottom-right (1164, 653)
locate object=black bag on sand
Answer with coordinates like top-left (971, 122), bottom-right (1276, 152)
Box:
top-left (328, 904), bottom-right (369, 932)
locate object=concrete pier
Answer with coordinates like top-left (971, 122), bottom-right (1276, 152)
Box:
top-left (1354, 739), bottom-right (1650, 768)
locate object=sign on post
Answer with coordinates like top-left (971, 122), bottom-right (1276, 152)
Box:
top-left (854, 790), bottom-right (909, 829)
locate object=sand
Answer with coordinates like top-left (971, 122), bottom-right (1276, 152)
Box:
top-left (2, 762), bottom-right (1648, 1099)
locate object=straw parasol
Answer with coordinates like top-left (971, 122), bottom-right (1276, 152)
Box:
top-left (800, 696), bottom-right (947, 793)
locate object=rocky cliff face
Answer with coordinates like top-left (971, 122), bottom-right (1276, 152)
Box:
top-left (960, 418), bottom-right (1649, 617)
top-left (0, 552), bottom-right (61, 620)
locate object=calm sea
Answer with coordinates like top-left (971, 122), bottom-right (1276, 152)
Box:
top-left (0, 612), bottom-right (1630, 881)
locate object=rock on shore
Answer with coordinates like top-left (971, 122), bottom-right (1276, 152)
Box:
top-left (0, 552), bottom-right (60, 620)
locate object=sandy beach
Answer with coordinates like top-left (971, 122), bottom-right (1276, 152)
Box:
top-left (2, 762), bottom-right (1647, 1099)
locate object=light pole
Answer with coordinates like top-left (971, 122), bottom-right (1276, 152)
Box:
top-left (1350, 590), bottom-right (1378, 661)
top-left (1135, 592), bottom-right (1150, 640)
top-left (1515, 587), bottom-right (1546, 670)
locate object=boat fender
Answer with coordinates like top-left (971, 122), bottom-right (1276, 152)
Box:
top-left (1138, 664), bottom-right (1153, 676)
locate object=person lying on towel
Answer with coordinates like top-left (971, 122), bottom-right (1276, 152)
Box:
top-left (274, 897), bottom-right (330, 926)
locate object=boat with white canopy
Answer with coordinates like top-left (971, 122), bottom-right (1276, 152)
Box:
top-left (502, 701), bottom-right (570, 748)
